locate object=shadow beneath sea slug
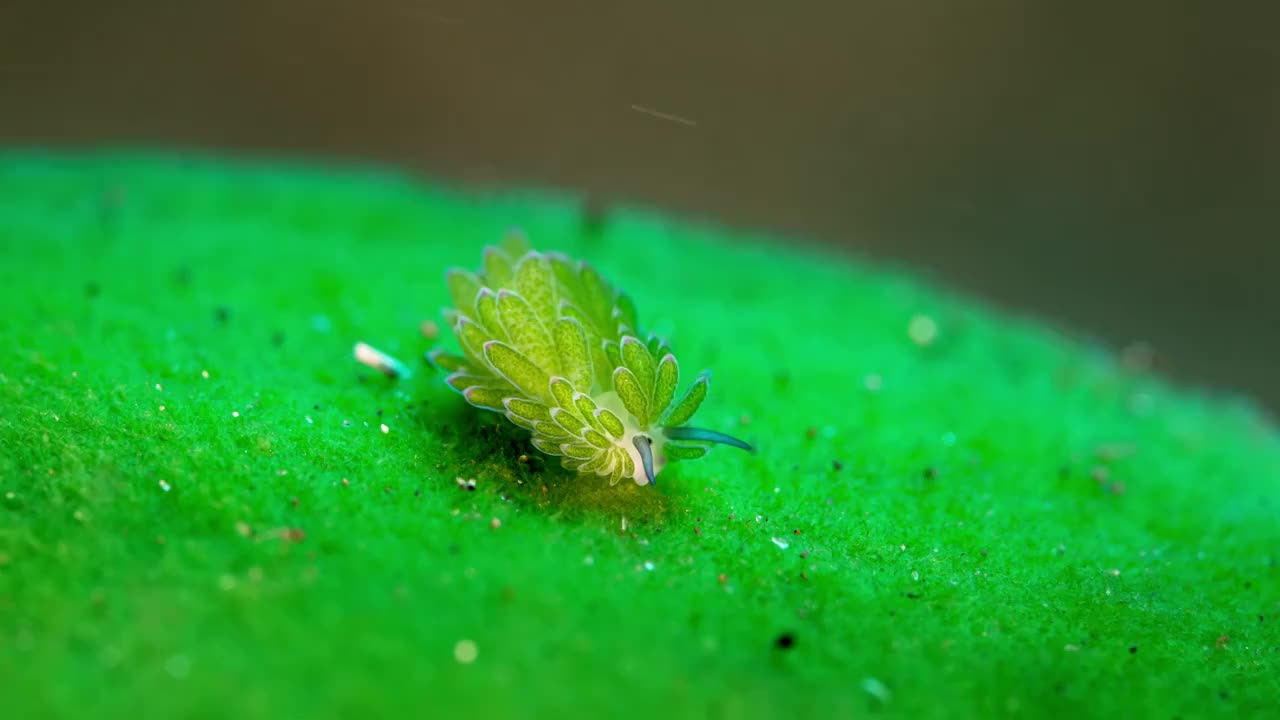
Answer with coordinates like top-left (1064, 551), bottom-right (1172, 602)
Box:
top-left (408, 386), bottom-right (671, 522)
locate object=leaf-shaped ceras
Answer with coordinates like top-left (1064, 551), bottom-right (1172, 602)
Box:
top-left (430, 232), bottom-right (753, 487)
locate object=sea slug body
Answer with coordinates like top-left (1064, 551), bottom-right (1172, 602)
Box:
top-left (429, 231), bottom-right (752, 487)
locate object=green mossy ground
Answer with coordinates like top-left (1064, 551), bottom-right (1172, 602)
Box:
top-left (1, 151), bottom-right (1277, 719)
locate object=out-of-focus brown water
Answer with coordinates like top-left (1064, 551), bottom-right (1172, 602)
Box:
top-left (2, 1), bottom-right (1276, 410)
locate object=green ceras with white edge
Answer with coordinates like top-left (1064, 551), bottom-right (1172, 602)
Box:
top-left (429, 231), bottom-right (753, 487)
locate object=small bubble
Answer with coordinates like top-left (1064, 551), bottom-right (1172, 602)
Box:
top-left (201, 369), bottom-right (210, 379)
top-left (453, 639), bottom-right (478, 664)
top-left (643, 561), bottom-right (655, 571)
top-left (158, 480), bottom-right (171, 492)
top-left (232, 411), bottom-right (240, 418)
top-left (911, 571), bottom-right (920, 581)
top-left (380, 423), bottom-right (390, 434)
top-left (908, 315), bottom-right (938, 346)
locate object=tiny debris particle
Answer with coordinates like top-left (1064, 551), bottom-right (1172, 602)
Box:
top-left (380, 423), bottom-right (390, 434)
top-left (806, 426), bottom-right (818, 439)
top-left (718, 573), bottom-right (727, 583)
top-left (771, 537), bottom-right (790, 550)
top-left (354, 341), bottom-right (411, 379)
top-left (305, 415), bottom-right (313, 424)
top-left (862, 677), bottom-right (891, 702)
top-left (159, 405), bottom-right (166, 412)
top-left (342, 419), bottom-right (351, 427)
top-left (793, 528), bottom-right (801, 535)
top-left (341, 478), bottom-right (349, 486)
top-left (290, 497), bottom-right (299, 507)
top-left (863, 373), bottom-right (883, 392)
top-left (420, 319), bottom-right (440, 339)
top-left (1215, 634), bottom-right (1230, 649)
top-left (158, 480), bottom-right (171, 492)
top-left (621, 516), bottom-right (628, 533)
top-left (908, 314), bottom-right (938, 346)
top-left (282, 528), bottom-right (306, 542)
top-left (490, 517), bottom-right (501, 530)
top-left (232, 411), bottom-right (240, 418)
top-left (1121, 341), bottom-right (1156, 372)
top-left (1064, 644), bottom-right (1080, 652)
top-left (518, 454), bottom-right (528, 463)
top-left (1129, 646), bottom-right (1138, 654)
top-left (235, 521), bottom-right (252, 537)
top-left (923, 466), bottom-right (937, 479)
top-left (453, 639), bottom-right (478, 664)
top-left (201, 369), bottom-right (210, 379)
top-left (832, 460), bottom-right (843, 471)
top-left (775, 632), bottom-right (795, 649)
top-left (643, 561), bottom-right (655, 571)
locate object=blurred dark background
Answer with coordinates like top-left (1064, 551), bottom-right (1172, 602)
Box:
top-left (2, 1), bottom-right (1276, 411)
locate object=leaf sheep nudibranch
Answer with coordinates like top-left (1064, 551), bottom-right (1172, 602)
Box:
top-left (429, 231), bottom-right (754, 487)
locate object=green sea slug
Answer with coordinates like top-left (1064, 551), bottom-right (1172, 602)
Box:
top-left (429, 231), bottom-right (753, 487)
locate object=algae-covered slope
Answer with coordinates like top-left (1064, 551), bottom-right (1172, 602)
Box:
top-left (1, 152), bottom-right (1276, 719)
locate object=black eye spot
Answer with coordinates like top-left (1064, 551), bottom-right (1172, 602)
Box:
top-left (775, 632), bottom-right (795, 650)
